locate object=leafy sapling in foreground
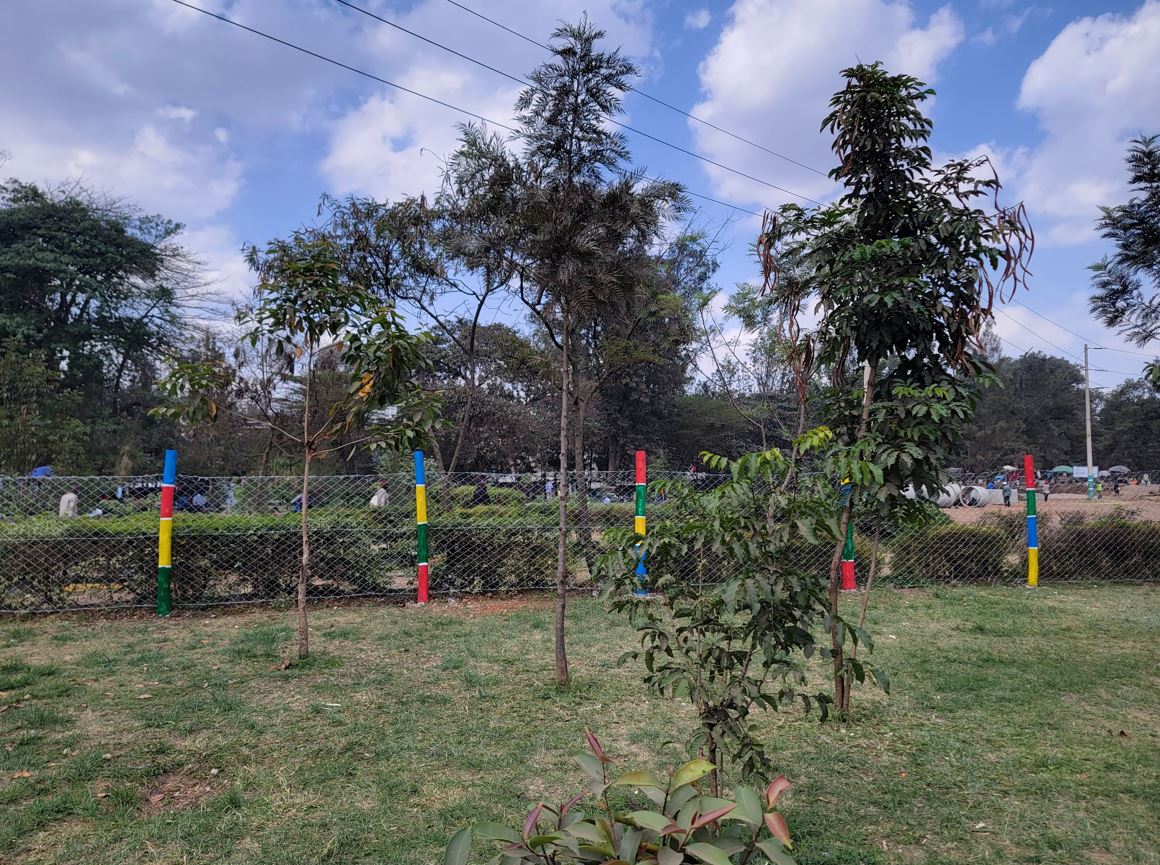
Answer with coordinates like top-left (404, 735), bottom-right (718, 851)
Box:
top-left (602, 436), bottom-right (887, 789)
top-left (445, 729), bottom-right (798, 865)
top-left (155, 232), bottom-right (437, 658)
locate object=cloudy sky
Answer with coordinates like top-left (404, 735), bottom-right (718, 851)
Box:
top-left (2, 0), bottom-right (1158, 390)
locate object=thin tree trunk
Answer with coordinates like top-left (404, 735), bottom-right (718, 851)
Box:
top-left (828, 361), bottom-right (877, 714)
top-left (298, 449), bottom-right (312, 660)
top-left (555, 308), bottom-right (571, 686)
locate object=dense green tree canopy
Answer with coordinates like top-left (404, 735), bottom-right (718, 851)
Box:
top-left (1090, 134), bottom-right (1160, 382)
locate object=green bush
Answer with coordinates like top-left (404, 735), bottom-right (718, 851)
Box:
top-left (0, 511), bottom-right (417, 610)
top-left (448, 484), bottom-right (526, 508)
top-left (1039, 511), bottom-right (1160, 582)
top-left (886, 523), bottom-right (1017, 586)
top-left (431, 526), bottom-right (557, 593)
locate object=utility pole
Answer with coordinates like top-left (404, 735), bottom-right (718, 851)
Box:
top-left (1084, 344), bottom-right (1095, 500)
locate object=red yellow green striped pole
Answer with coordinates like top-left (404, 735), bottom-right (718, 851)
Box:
top-left (1025, 454), bottom-right (1038, 588)
top-left (633, 450), bottom-right (647, 595)
top-left (414, 450), bottom-right (429, 604)
top-left (156, 449), bottom-right (176, 616)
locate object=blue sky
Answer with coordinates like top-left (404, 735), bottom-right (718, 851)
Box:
top-left (2, 0), bottom-right (1158, 391)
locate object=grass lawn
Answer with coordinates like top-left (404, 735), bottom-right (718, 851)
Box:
top-left (1, 586), bottom-right (1158, 864)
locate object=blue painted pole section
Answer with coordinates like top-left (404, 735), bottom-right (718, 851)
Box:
top-left (162, 450), bottom-right (177, 485)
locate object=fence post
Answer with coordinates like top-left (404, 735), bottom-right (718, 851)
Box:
top-left (841, 521), bottom-right (856, 591)
top-left (414, 450), bottom-right (429, 604)
top-left (1025, 454), bottom-right (1038, 588)
top-left (157, 449), bottom-right (177, 616)
top-left (634, 450), bottom-right (648, 595)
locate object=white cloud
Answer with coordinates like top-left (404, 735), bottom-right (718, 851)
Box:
top-left (320, 0), bottom-right (657, 201)
top-left (685, 9), bottom-right (712, 31)
top-left (974, 27), bottom-right (998, 45)
top-left (690, 0), bottom-right (965, 208)
top-left (3, 123), bottom-right (241, 222)
top-left (322, 68), bottom-right (518, 201)
top-left (182, 224), bottom-right (252, 304)
top-left (1015, 1), bottom-right (1160, 244)
top-left (157, 105), bottom-right (197, 122)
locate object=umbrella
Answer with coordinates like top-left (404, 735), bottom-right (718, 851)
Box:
top-left (1108, 465), bottom-right (1130, 474)
top-left (1050, 465), bottom-right (1073, 474)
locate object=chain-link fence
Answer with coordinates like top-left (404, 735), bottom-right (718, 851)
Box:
top-left (2, 469), bottom-right (1159, 612)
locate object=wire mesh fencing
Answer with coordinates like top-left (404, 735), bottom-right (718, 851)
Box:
top-left (1, 469), bottom-right (1159, 612)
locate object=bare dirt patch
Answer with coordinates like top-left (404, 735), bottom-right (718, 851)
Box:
top-left (141, 771), bottom-right (217, 815)
top-left (945, 489), bottom-right (1160, 524)
top-left (435, 594), bottom-right (558, 617)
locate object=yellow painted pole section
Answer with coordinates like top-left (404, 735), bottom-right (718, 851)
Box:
top-left (415, 485), bottom-right (427, 524)
top-left (158, 519), bottom-right (173, 568)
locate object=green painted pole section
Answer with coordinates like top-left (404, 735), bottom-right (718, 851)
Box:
top-left (156, 566), bottom-right (172, 616)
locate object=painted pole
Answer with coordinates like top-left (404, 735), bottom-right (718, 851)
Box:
top-left (1025, 454), bottom-right (1038, 588)
top-left (840, 520), bottom-right (856, 591)
top-left (414, 450), bottom-right (429, 604)
top-left (839, 478), bottom-right (855, 590)
top-left (633, 450), bottom-right (647, 595)
top-left (156, 449), bottom-right (177, 616)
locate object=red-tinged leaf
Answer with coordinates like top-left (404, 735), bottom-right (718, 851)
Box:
top-left (584, 727), bottom-right (609, 764)
top-left (524, 803), bottom-right (543, 839)
top-left (691, 803), bottom-right (735, 829)
top-left (765, 775), bottom-right (792, 808)
top-left (561, 792), bottom-right (584, 816)
top-left (765, 811), bottom-right (793, 848)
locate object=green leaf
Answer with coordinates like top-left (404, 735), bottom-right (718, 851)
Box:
top-left (444, 828), bottom-right (471, 865)
top-left (474, 823), bottom-right (521, 843)
top-left (627, 811), bottom-right (676, 834)
top-left (611, 771), bottom-right (667, 789)
top-left (686, 841), bottom-right (736, 865)
top-left (671, 759), bottom-right (716, 790)
top-left (618, 827), bottom-right (642, 863)
top-left (756, 838), bottom-right (797, 865)
top-left (732, 786), bottom-right (762, 825)
top-left (657, 847), bottom-right (683, 865)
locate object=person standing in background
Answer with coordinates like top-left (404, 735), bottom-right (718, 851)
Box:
top-left (1041, 478), bottom-right (1051, 502)
top-left (370, 481), bottom-right (389, 508)
top-left (58, 489), bottom-right (78, 518)
top-left (1001, 480), bottom-right (1011, 507)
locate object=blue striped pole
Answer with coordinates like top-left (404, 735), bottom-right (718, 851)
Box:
top-left (157, 449), bottom-right (177, 616)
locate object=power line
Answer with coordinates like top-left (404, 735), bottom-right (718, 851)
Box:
top-left (165, 0), bottom-right (762, 217)
top-left (331, 0), bottom-right (822, 204)
top-left (995, 307), bottom-right (1084, 362)
top-left (1008, 299), bottom-right (1157, 357)
top-left (442, 0), bottom-right (830, 179)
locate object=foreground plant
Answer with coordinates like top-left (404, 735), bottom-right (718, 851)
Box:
top-left (445, 730), bottom-right (797, 865)
top-left (602, 438), bottom-right (886, 785)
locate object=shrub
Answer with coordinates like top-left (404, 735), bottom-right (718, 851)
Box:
top-left (445, 730), bottom-right (799, 865)
top-left (886, 523), bottom-right (1016, 586)
top-left (1039, 511), bottom-right (1160, 582)
top-left (449, 484), bottom-right (527, 509)
top-left (431, 526), bottom-right (558, 593)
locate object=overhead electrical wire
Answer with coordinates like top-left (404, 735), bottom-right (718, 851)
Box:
top-left (1008, 299), bottom-right (1157, 358)
top-left (330, 0), bottom-right (821, 204)
top-left (441, 0), bottom-right (830, 179)
top-left (165, 0), bottom-right (762, 217)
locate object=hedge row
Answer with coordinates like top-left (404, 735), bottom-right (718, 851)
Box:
top-left (2, 509), bottom-right (1156, 609)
